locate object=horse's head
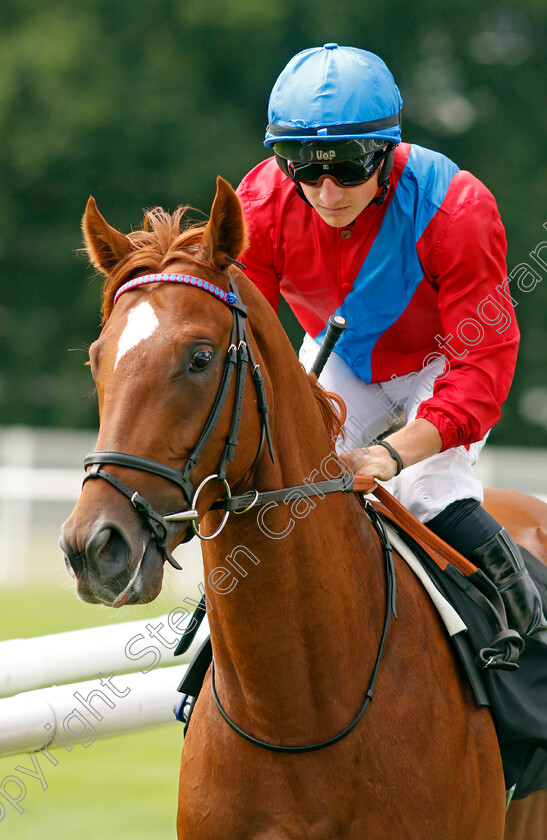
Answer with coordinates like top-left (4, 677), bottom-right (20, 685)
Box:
top-left (60, 177), bottom-right (272, 606)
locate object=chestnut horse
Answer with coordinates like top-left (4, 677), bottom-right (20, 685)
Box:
top-left (60, 177), bottom-right (545, 839)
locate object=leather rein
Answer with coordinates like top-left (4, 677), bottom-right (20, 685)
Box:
top-left (210, 501), bottom-right (396, 753)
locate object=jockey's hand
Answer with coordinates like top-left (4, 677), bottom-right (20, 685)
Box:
top-left (338, 420), bottom-right (443, 482)
top-left (339, 445), bottom-right (399, 482)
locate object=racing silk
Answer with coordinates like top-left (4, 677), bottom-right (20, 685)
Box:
top-left (236, 143), bottom-right (519, 451)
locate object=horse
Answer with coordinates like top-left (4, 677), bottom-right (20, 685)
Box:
top-left (60, 176), bottom-right (546, 839)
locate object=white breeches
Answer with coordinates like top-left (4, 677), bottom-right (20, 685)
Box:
top-left (299, 334), bottom-right (486, 523)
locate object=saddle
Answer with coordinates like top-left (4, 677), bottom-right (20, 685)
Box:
top-left (356, 478), bottom-right (524, 668)
top-left (357, 479), bottom-right (547, 799)
top-left (174, 479), bottom-right (547, 800)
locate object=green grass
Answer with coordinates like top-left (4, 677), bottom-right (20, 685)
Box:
top-left (0, 726), bottom-right (181, 839)
top-left (0, 581), bottom-right (196, 641)
top-left (0, 571), bottom-right (203, 839)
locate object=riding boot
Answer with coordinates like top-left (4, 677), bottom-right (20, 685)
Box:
top-left (470, 527), bottom-right (547, 644)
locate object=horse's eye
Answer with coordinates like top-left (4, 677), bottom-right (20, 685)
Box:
top-left (190, 349), bottom-right (213, 371)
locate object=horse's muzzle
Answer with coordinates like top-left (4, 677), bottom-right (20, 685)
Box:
top-left (59, 516), bottom-right (164, 606)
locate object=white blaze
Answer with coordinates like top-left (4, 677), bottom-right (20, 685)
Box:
top-left (114, 301), bottom-right (159, 370)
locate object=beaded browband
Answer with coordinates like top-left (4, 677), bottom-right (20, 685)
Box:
top-left (113, 273), bottom-right (238, 307)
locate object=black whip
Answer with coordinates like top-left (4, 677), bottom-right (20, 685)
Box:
top-left (310, 314), bottom-right (348, 379)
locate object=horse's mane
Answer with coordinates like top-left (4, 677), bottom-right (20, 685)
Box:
top-left (308, 375), bottom-right (346, 446)
top-left (98, 205), bottom-right (346, 445)
top-left (100, 206), bottom-right (213, 321)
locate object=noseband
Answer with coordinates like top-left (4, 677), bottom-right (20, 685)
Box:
top-left (83, 271), bottom-right (275, 568)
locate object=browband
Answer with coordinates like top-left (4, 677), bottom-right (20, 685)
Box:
top-left (113, 273), bottom-right (238, 307)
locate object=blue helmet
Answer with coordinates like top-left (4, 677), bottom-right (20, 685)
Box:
top-left (264, 44), bottom-right (403, 148)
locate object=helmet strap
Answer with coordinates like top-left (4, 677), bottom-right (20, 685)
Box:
top-left (372, 178), bottom-right (390, 206)
top-left (373, 146), bottom-right (395, 202)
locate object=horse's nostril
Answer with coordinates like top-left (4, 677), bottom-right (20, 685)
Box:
top-left (86, 525), bottom-right (131, 574)
top-left (88, 527), bottom-right (109, 557)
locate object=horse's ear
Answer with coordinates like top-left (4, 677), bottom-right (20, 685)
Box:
top-left (82, 196), bottom-right (133, 274)
top-left (198, 176), bottom-right (248, 269)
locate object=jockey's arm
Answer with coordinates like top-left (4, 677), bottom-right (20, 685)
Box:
top-left (340, 418), bottom-right (442, 482)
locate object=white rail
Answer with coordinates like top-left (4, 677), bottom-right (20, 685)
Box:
top-left (0, 467), bottom-right (83, 502)
top-left (0, 611), bottom-right (209, 698)
top-left (0, 665), bottom-right (188, 757)
top-left (0, 610), bottom-right (209, 757)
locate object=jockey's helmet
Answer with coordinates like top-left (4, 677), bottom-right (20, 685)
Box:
top-left (264, 44), bottom-right (403, 148)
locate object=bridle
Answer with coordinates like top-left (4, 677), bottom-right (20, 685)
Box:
top-left (83, 270), bottom-right (275, 568)
top-left (82, 271), bottom-right (354, 567)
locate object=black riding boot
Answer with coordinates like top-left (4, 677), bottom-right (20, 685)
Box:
top-left (470, 527), bottom-right (547, 644)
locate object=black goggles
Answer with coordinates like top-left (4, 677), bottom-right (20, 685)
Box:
top-left (276, 146), bottom-right (391, 187)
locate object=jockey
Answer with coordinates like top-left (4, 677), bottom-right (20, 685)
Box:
top-left (236, 43), bottom-right (547, 643)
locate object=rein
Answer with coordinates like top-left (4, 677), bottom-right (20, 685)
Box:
top-left (209, 502), bottom-right (396, 753)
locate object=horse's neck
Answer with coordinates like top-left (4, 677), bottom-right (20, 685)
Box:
top-left (200, 410), bottom-right (386, 737)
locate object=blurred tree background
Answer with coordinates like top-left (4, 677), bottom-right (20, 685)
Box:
top-left (0, 0), bottom-right (545, 444)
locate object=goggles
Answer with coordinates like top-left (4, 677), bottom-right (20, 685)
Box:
top-left (274, 144), bottom-right (391, 187)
